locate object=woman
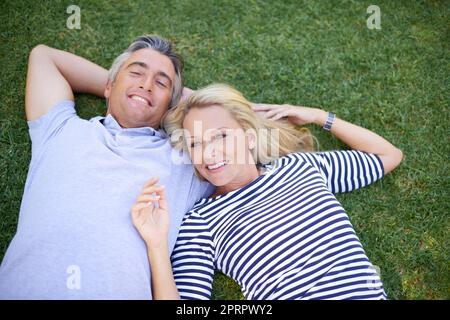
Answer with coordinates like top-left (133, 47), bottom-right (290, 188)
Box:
top-left (131, 84), bottom-right (403, 300)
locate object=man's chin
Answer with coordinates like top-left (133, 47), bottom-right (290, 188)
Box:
top-left (121, 107), bottom-right (153, 128)
top-left (109, 103), bottom-right (159, 128)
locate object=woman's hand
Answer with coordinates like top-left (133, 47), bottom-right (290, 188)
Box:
top-left (181, 87), bottom-right (195, 102)
top-left (132, 178), bottom-right (181, 300)
top-left (251, 103), bottom-right (326, 126)
top-left (131, 177), bottom-right (169, 249)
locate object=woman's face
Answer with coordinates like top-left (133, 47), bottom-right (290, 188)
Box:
top-left (182, 105), bottom-right (257, 188)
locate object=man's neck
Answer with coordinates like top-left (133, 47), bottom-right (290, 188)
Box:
top-left (105, 111), bottom-right (157, 130)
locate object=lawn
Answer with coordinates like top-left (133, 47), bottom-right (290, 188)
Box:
top-left (0, 0), bottom-right (448, 299)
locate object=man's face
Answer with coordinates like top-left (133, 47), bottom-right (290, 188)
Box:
top-left (104, 48), bottom-right (175, 128)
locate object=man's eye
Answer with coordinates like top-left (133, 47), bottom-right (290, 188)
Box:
top-left (156, 81), bottom-right (167, 88)
top-left (130, 71), bottom-right (141, 76)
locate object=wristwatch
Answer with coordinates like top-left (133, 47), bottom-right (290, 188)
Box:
top-left (323, 112), bottom-right (335, 131)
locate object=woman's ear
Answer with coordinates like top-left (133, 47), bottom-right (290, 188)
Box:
top-left (246, 131), bottom-right (257, 150)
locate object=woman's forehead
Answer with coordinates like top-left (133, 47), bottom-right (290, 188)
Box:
top-left (183, 105), bottom-right (241, 130)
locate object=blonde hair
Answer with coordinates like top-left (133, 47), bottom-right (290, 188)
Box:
top-left (163, 84), bottom-right (315, 167)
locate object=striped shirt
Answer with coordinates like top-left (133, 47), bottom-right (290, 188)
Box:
top-left (171, 151), bottom-right (387, 300)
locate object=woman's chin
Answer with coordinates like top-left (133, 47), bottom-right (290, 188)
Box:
top-left (203, 175), bottom-right (229, 188)
top-left (206, 178), bottom-right (226, 187)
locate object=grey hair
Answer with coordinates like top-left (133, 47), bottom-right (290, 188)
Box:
top-left (108, 35), bottom-right (183, 109)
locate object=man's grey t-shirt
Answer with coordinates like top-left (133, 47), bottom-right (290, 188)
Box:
top-left (0, 100), bottom-right (212, 299)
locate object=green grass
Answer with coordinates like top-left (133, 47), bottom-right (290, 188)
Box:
top-left (1, 0), bottom-right (449, 299)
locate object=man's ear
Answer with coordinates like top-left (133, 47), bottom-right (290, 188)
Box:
top-left (104, 81), bottom-right (112, 99)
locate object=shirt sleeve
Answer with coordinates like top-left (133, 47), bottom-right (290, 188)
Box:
top-left (171, 211), bottom-right (215, 300)
top-left (189, 176), bottom-right (215, 204)
top-left (27, 100), bottom-right (77, 156)
top-left (293, 150), bottom-right (385, 193)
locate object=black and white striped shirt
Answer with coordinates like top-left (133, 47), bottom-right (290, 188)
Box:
top-left (171, 151), bottom-right (387, 300)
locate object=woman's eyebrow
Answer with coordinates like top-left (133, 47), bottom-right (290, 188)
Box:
top-left (187, 127), bottom-right (233, 139)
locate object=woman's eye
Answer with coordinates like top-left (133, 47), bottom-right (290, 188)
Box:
top-left (130, 71), bottom-right (141, 76)
top-left (156, 81), bottom-right (167, 88)
top-left (215, 133), bottom-right (227, 140)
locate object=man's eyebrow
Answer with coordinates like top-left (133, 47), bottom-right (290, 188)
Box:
top-left (126, 61), bottom-right (148, 69)
top-left (155, 71), bottom-right (173, 86)
top-left (126, 61), bottom-right (173, 86)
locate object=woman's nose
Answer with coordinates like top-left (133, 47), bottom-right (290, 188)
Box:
top-left (203, 142), bottom-right (216, 161)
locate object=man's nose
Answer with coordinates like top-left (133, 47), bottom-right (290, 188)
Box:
top-left (139, 76), bottom-right (153, 92)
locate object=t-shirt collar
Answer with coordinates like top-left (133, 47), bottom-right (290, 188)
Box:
top-left (98, 114), bottom-right (166, 138)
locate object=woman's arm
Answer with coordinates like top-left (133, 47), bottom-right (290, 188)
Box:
top-left (131, 178), bottom-right (180, 300)
top-left (146, 242), bottom-right (180, 299)
top-left (252, 104), bottom-right (403, 174)
top-left (314, 110), bottom-right (403, 174)
top-left (181, 87), bottom-right (194, 102)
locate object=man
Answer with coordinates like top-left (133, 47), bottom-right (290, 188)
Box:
top-left (0, 35), bottom-right (212, 299)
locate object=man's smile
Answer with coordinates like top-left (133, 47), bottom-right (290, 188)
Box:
top-left (128, 93), bottom-right (153, 108)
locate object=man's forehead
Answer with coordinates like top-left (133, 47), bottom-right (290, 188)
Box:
top-left (126, 48), bottom-right (175, 77)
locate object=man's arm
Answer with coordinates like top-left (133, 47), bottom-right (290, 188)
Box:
top-left (25, 45), bottom-right (108, 121)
